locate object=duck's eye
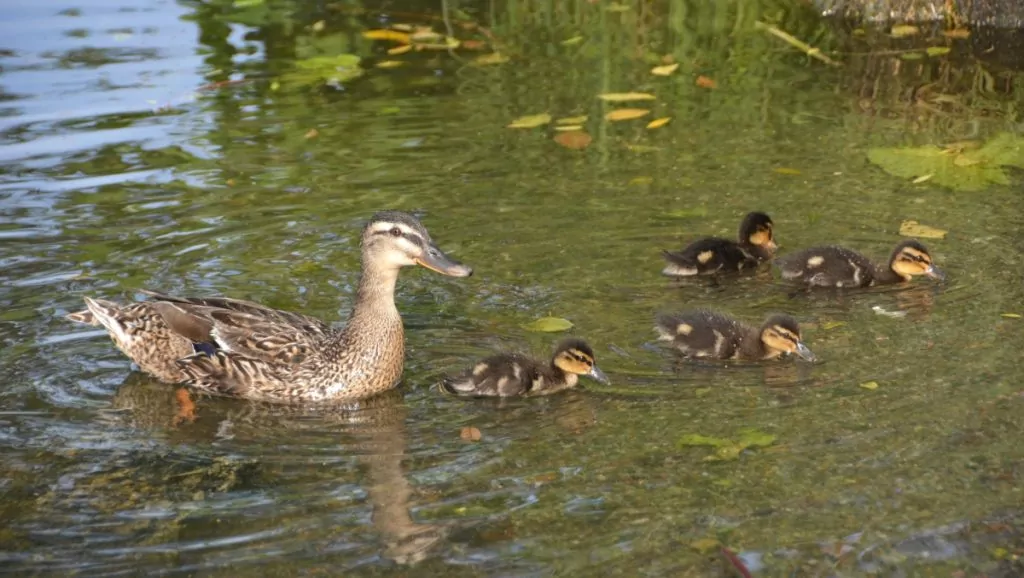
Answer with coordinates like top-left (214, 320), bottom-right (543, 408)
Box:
top-left (390, 227), bottom-right (402, 237)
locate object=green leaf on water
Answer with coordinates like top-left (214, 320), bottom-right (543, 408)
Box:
top-left (926, 46), bottom-right (951, 57)
top-left (736, 428), bottom-right (777, 449)
top-left (677, 433), bottom-right (731, 448)
top-left (282, 54), bottom-right (363, 86)
top-left (867, 133), bottom-right (1024, 191)
top-left (859, 381), bottom-right (880, 390)
top-left (522, 316), bottom-right (574, 333)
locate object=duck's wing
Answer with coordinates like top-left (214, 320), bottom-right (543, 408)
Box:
top-left (442, 353), bottom-right (537, 397)
top-left (776, 246), bottom-right (873, 288)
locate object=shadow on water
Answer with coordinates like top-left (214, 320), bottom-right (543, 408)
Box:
top-left (2, 0), bottom-right (1024, 575)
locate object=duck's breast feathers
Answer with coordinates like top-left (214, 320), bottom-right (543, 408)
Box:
top-left (776, 245), bottom-right (873, 287)
top-left (442, 353), bottom-right (536, 397)
top-left (662, 238), bottom-right (756, 276)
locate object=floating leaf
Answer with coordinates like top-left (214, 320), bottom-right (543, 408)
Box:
top-left (474, 52), bottom-right (510, 65)
top-left (388, 44), bottom-right (412, 55)
top-left (507, 113), bottom-right (551, 129)
top-left (1001, 313), bottom-right (1022, 318)
top-left (859, 381), bottom-right (879, 390)
top-left (554, 125), bottom-right (584, 132)
top-left (821, 320), bottom-right (846, 330)
top-left (375, 60), bottom-right (403, 68)
top-left (912, 174), bottom-right (933, 184)
top-left (284, 54), bottom-right (363, 86)
top-left (651, 63), bottom-right (679, 76)
top-left (629, 176), bottom-right (653, 186)
top-left (690, 538), bottom-right (721, 554)
top-left (625, 144), bottom-right (661, 153)
top-left (605, 3), bottom-right (629, 11)
top-left (899, 220), bottom-right (947, 239)
top-left (646, 117), bottom-right (671, 129)
top-left (900, 52), bottom-right (925, 60)
top-left (597, 92), bottom-right (656, 102)
top-left (678, 433), bottom-right (731, 448)
top-left (311, 20), bottom-right (326, 32)
top-left (605, 108), bottom-right (650, 121)
top-left (872, 305), bottom-right (908, 318)
top-left (561, 35), bottom-right (584, 46)
top-left (522, 316), bottom-right (574, 332)
top-left (460, 426), bottom-right (482, 441)
top-left (553, 131), bottom-right (592, 150)
top-left (943, 28), bottom-right (971, 39)
top-left (890, 24), bottom-right (919, 37)
top-left (304, 128), bottom-right (319, 139)
top-left (363, 29), bottom-right (411, 43)
top-left (735, 428), bottom-right (776, 449)
top-left (696, 75), bottom-right (717, 88)
top-left (557, 115), bottom-right (588, 124)
top-left (926, 46), bottom-right (951, 57)
top-left (773, 167), bottom-right (801, 175)
top-left (867, 133), bottom-right (1024, 191)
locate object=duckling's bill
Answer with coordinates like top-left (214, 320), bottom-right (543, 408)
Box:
top-left (416, 245), bottom-right (473, 277)
top-left (588, 364), bottom-right (611, 385)
top-left (795, 341), bottom-right (816, 362)
top-left (925, 264), bottom-right (945, 282)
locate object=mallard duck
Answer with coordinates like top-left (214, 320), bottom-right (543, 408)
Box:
top-left (655, 310), bottom-right (816, 361)
top-left (66, 211), bottom-right (473, 403)
top-left (775, 239), bottom-right (944, 288)
top-left (440, 338), bottom-right (610, 397)
top-left (662, 211), bottom-right (777, 277)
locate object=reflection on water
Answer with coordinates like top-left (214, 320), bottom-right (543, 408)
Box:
top-left (2, 0), bottom-right (1024, 575)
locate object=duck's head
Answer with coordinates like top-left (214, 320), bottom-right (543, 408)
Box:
top-left (759, 314), bottom-right (816, 361)
top-left (552, 338), bottom-right (610, 384)
top-left (888, 239), bottom-right (944, 282)
top-left (362, 211), bottom-right (473, 277)
top-left (739, 211), bottom-right (777, 253)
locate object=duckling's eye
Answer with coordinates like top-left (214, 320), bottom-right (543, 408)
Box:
top-left (390, 227), bottom-right (402, 237)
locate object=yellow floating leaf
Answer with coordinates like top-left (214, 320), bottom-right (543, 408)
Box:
top-left (311, 20), bottom-right (326, 32)
top-left (522, 316), bottom-right (574, 332)
top-left (1001, 313), bottom-right (1022, 319)
top-left (554, 125), bottom-right (584, 132)
top-left (650, 63), bottom-right (679, 76)
top-left (605, 108), bottom-right (650, 121)
top-left (689, 538), bottom-right (721, 554)
top-left (391, 23), bottom-right (415, 32)
top-left (375, 60), bottom-right (404, 69)
top-left (625, 144), bottom-right (661, 153)
top-left (597, 92), bottom-right (656, 102)
top-left (474, 52), bottom-right (509, 65)
top-left (410, 28), bottom-right (443, 42)
top-left (388, 44), bottom-right (413, 55)
top-left (646, 117), bottom-right (671, 129)
top-left (606, 3), bottom-right (630, 12)
top-left (911, 174), bottom-right (933, 184)
top-left (859, 381), bottom-right (879, 390)
top-left (773, 167), bottom-right (801, 175)
top-left (561, 35), bottom-right (584, 46)
top-left (459, 426), bottom-right (482, 441)
top-left (304, 128), bottom-right (319, 139)
top-left (890, 24), bottom-right (919, 38)
top-left (926, 46), bottom-right (951, 57)
top-left (629, 176), bottom-right (653, 186)
top-left (899, 220), bottom-right (947, 239)
top-left (507, 113), bottom-right (551, 129)
top-left (363, 29), bottom-right (411, 43)
top-left (943, 28), bottom-right (970, 39)
top-left (557, 115), bottom-right (587, 124)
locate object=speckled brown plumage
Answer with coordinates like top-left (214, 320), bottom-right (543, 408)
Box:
top-left (66, 211), bottom-right (472, 404)
top-left (655, 309), bottom-right (816, 361)
top-left (440, 338), bottom-right (609, 398)
top-left (776, 239), bottom-right (944, 288)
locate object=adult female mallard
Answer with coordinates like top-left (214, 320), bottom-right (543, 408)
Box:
top-left (661, 211), bottom-right (777, 277)
top-left (66, 211), bottom-right (472, 403)
top-left (776, 239), bottom-right (944, 288)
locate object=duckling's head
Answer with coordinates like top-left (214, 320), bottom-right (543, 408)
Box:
top-left (362, 211), bottom-right (472, 277)
top-left (552, 338), bottom-right (610, 384)
top-left (739, 211), bottom-right (777, 253)
top-left (759, 314), bottom-right (816, 361)
top-left (888, 239), bottom-right (944, 282)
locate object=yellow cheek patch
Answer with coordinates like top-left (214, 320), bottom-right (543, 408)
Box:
top-left (697, 250), bottom-right (714, 264)
top-left (748, 229), bottom-right (773, 247)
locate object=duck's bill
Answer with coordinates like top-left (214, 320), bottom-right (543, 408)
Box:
top-left (587, 365), bottom-right (611, 385)
top-left (795, 341), bottom-right (817, 362)
top-left (765, 239), bottom-right (779, 252)
top-left (416, 245), bottom-right (473, 277)
top-left (924, 265), bottom-right (945, 281)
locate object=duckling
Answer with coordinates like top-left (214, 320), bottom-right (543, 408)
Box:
top-left (662, 211), bottom-right (777, 277)
top-left (441, 338), bottom-right (610, 397)
top-left (66, 211), bottom-right (472, 403)
top-left (655, 310), bottom-right (816, 361)
top-left (775, 239), bottom-right (944, 288)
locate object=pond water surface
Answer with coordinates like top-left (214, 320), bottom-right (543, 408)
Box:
top-left (2, 0), bottom-right (1024, 576)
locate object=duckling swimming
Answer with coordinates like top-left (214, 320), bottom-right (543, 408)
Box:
top-left (66, 211), bottom-right (472, 403)
top-left (776, 239), bottom-right (944, 288)
top-left (441, 338), bottom-right (610, 397)
top-left (655, 310), bottom-right (816, 361)
top-left (662, 211), bottom-right (777, 277)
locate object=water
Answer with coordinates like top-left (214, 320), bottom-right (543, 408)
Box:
top-left (2, 0), bottom-right (1024, 575)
